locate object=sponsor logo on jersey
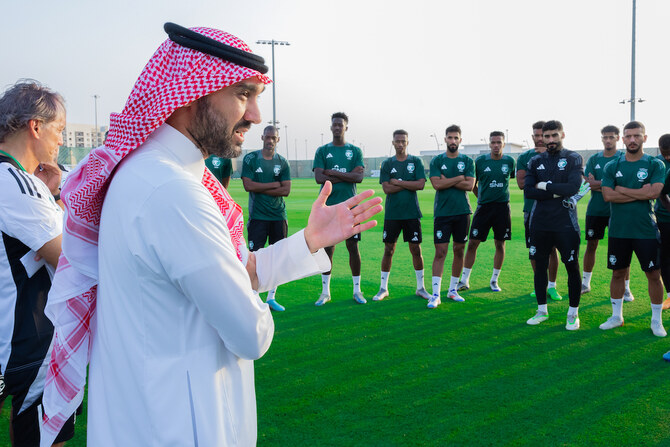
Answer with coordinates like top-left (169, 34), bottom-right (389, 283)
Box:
top-left (326, 153), bottom-right (333, 158)
top-left (332, 165), bottom-right (348, 173)
top-left (501, 164), bottom-right (509, 174)
top-left (436, 230), bottom-right (443, 239)
top-left (616, 171), bottom-right (623, 178)
top-left (212, 157), bottom-right (221, 167)
top-left (558, 158), bottom-right (567, 170)
top-left (255, 167), bottom-right (263, 173)
top-left (637, 168), bottom-right (648, 181)
top-left (407, 163), bottom-right (415, 173)
top-left (457, 161), bottom-right (465, 172)
top-left (489, 180), bottom-right (503, 188)
top-left (609, 255), bottom-right (617, 265)
top-left (537, 164), bottom-right (545, 170)
top-left (345, 149), bottom-right (353, 160)
top-left (484, 167), bottom-right (491, 172)
top-left (390, 168), bottom-right (397, 174)
top-left (274, 165), bottom-right (281, 175)
top-left (529, 246), bottom-right (536, 255)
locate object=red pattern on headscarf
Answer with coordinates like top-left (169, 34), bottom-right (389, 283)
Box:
top-left (40, 27), bottom-right (270, 445)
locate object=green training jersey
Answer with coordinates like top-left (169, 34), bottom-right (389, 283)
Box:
top-left (655, 155), bottom-right (670, 223)
top-left (601, 153), bottom-right (665, 239)
top-left (379, 155), bottom-right (425, 220)
top-left (474, 154), bottom-right (515, 204)
top-left (584, 150), bottom-right (623, 217)
top-left (241, 150), bottom-right (291, 221)
top-left (205, 155), bottom-right (232, 184)
top-left (516, 148), bottom-right (541, 213)
top-left (429, 152), bottom-right (474, 217)
top-left (313, 143), bottom-right (364, 206)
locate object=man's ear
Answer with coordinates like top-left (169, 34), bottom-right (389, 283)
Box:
top-left (27, 119), bottom-right (41, 139)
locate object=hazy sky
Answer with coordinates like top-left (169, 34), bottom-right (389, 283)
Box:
top-left (2, 0), bottom-right (668, 159)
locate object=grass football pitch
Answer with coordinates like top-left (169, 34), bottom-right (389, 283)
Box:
top-left (2, 178), bottom-right (669, 446)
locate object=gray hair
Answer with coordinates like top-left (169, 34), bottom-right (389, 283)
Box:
top-left (0, 80), bottom-right (65, 143)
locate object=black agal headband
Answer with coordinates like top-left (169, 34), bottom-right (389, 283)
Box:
top-left (164, 22), bottom-right (269, 74)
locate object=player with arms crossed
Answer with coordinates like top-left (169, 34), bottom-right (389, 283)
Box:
top-left (372, 129), bottom-right (431, 301)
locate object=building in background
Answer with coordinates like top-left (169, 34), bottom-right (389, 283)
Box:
top-left (62, 123), bottom-right (108, 149)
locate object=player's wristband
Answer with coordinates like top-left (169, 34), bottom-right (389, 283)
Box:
top-left (536, 182), bottom-right (548, 190)
top-left (53, 189), bottom-right (61, 201)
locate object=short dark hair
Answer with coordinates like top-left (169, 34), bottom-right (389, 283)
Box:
top-left (445, 124), bottom-right (461, 135)
top-left (0, 79), bottom-right (65, 143)
top-left (623, 121), bottom-right (645, 133)
top-left (532, 121), bottom-right (546, 131)
top-left (490, 131), bottom-right (505, 139)
top-left (542, 120), bottom-right (563, 132)
top-left (393, 129), bottom-right (408, 138)
top-left (331, 112), bottom-right (348, 123)
top-left (263, 125), bottom-right (279, 135)
top-left (600, 125), bottom-right (619, 135)
top-left (659, 134), bottom-right (670, 150)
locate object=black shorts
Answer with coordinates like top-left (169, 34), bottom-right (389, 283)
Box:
top-left (383, 218), bottom-right (422, 244)
top-left (247, 219), bottom-right (288, 252)
top-left (5, 366), bottom-right (75, 446)
top-left (434, 215), bottom-right (470, 244)
top-left (524, 212), bottom-right (532, 248)
top-left (529, 230), bottom-right (580, 266)
top-left (658, 221), bottom-right (670, 257)
top-left (585, 215), bottom-right (610, 241)
top-left (469, 202), bottom-right (511, 242)
top-left (607, 237), bottom-right (660, 271)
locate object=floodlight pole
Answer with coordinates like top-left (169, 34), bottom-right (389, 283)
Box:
top-left (630, 0), bottom-right (636, 121)
top-left (256, 39), bottom-right (290, 129)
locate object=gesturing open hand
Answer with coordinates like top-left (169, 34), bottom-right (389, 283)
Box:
top-left (303, 181), bottom-right (383, 252)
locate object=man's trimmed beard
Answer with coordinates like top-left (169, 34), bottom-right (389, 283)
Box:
top-left (546, 142), bottom-right (562, 154)
top-left (188, 96), bottom-right (247, 158)
top-left (447, 144), bottom-right (459, 153)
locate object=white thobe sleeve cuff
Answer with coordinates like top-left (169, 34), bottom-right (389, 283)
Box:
top-left (254, 229), bottom-right (331, 293)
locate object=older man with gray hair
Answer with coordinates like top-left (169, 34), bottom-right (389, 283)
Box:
top-left (0, 80), bottom-right (74, 446)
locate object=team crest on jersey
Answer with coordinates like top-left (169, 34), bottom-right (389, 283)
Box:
top-left (274, 165), bottom-right (281, 175)
top-left (501, 164), bottom-right (509, 174)
top-left (436, 230), bottom-right (443, 239)
top-left (609, 255), bottom-right (617, 265)
top-left (637, 168), bottom-right (648, 181)
top-left (345, 149), bottom-right (353, 160)
top-left (212, 157), bottom-right (221, 167)
top-left (588, 229), bottom-right (594, 237)
top-left (529, 246), bottom-right (536, 255)
top-left (558, 159), bottom-right (567, 170)
top-left (407, 163), bottom-right (415, 173)
top-left (457, 161), bottom-right (465, 172)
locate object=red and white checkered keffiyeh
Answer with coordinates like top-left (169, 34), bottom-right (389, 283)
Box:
top-left (40, 27), bottom-right (271, 446)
